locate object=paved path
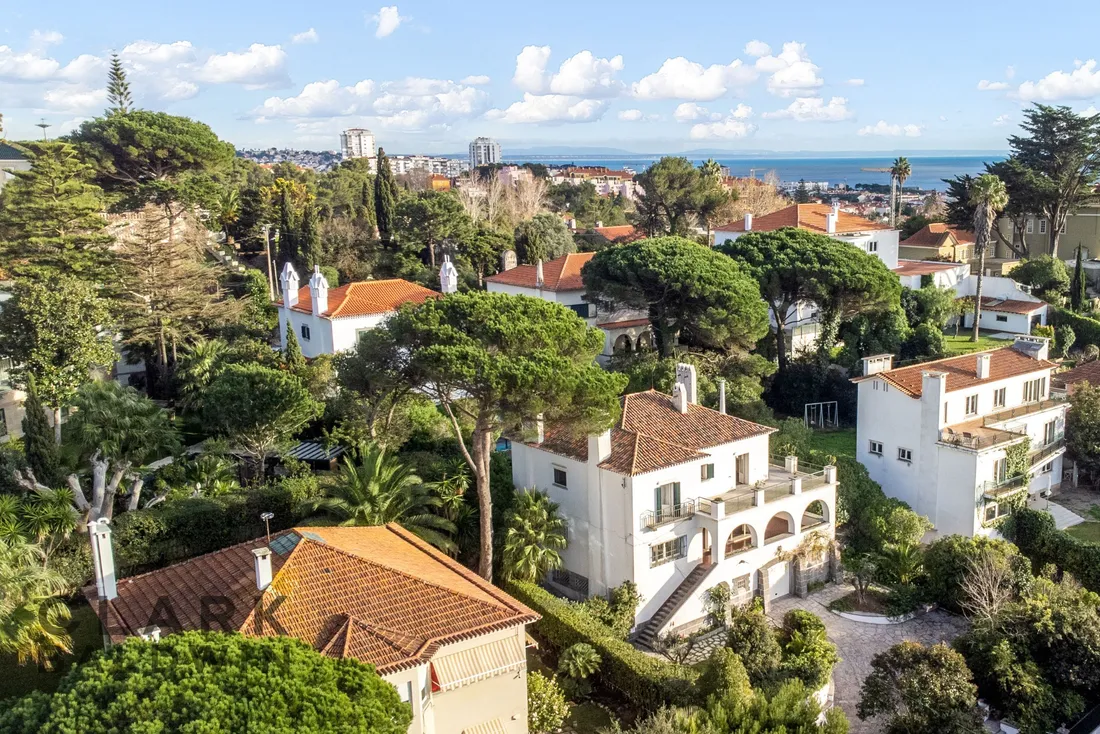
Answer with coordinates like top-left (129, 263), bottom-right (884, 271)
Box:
top-left (1028, 496), bottom-right (1086, 529)
top-left (767, 585), bottom-right (969, 734)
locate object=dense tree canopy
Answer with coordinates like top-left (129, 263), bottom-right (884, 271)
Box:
top-left (1010, 255), bottom-right (1070, 302)
top-left (0, 632), bottom-right (411, 734)
top-left (584, 237), bottom-right (769, 358)
top-left (632, 157), bottom-right (730, 237)
top-left (514, 212), bottom-right (575, 264)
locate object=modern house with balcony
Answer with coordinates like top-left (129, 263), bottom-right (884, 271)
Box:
top-left (509, 365), bottom-right (838, 644)
top-left (853, 337), bottom-right (1066, 538)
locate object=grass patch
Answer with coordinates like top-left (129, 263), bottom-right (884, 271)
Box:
top-left (827, 589), bottom-right (890, 615)
top-left (567, 703), bottom-right (615, 733)
top-left (0, 602), bottom-right (103, 701)
top-left (942, 333), bottom-right (1013, 356)
top-left (1066, 521), bottom-right (1100, 544)
top-left (805, 428), bottom-right (856, 458)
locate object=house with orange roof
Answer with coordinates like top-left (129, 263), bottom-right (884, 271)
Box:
top-left (852, 337), bottom-right (1066, 538)
top-left (898, 222), bottom-right (976, 262)
top-left (485, 252), bottom-right (651, 360)
top-left (277, 263), bottom-right (444, 358)
top-left (84, 521), bottom-right (538, 734)
top-left (511, 365), bottom-right (838, 643)
top-left (714, 202), bottom-right (900, 270)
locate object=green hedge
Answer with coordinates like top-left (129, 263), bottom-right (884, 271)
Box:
top-left (1050, 306), bottom-right (1100, 349)
top-left (1010, 507), bottom-right (1100, 592)
top-left (504, 580), bottom-right (698, 709)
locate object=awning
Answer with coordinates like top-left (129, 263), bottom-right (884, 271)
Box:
top-left (431, 635), bottom-right (526, 691)
top-left (463, 719), bottom-right (507, 734)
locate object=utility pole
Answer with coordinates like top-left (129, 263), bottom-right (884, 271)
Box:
top-left (35, 119), bottom-right (51, 142)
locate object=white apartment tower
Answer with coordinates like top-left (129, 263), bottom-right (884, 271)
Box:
top-left (340, 129), bottom-right (378, 173)
top-left (469, 137), bottom-right (502, 168)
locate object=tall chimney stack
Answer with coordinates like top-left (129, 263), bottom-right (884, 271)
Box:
top-left (90, 518), bottom-right (117, 601)
top-left (718, 378), bottom-right (727, 415)
top-left (253, 547), bottom-right (273, 591)
top-left (535, 259), bottom-right (545, 289)
top-left (743, 213), bottom-right (753, 231)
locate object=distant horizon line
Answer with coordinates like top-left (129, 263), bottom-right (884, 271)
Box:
top-left (237, 147), bottom-right (1009, 159)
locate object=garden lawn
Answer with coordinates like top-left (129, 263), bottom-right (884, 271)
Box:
top-left (1066, 521), bottom-right (1100, 544)
top-left (942, 333), bottom-right (1013, 356)
top-left (805, 428), bottom-right (856, 458)
top-left (0, 602), bottom-right (103, 700)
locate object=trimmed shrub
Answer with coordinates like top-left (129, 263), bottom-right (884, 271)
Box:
top-left (1010, 507), bottom-right (1100, 593)
top-left (1051, 306), bottom-right (1100, 349)
top-left (505, 580), bottom-right (698, 709)
top-left (923, 534), bottom-right (1031, 612)
top-left (527, 672), bottom-right (569, 734)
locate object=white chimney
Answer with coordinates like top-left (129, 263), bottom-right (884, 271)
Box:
top-left (672, 383), bottom-right (689, 414)
top-left (568, 218), bottom-right (577, 231)
top-left (1012, 335), bottom-right (1050, 361)
top-left (826, 211), bottom-right (838, 234)
top-left (90, 518), bottom-right (117, 601)
top-left (280, 263), bottom-right (299, 308)
top-left (535, 413), bottom-right (545, 444)
top-left (976, 353), bottom-right (991, 379)
top-left (744, 213), bottom-right (753, 231)
top-left (252, 547), bottom-right (273, 591)
top-left (674, 362), bottom-right (698, 404)
top-left (308, 265), bottom-right (329, 316)
top-left (718, 378), bottom-right (727, 415)
top-left (595, 220), bottom-right (603, 228)
top-left (588, 429), bottom-right (612, 465)
top-left (535, 259), bottom-right (545, 289)
top-left (832, 201), bottom-right (840, 217)
top-left (861, 354), bottom-right (894, 376)
top-left (137, 625), bottom-right (161, 642)
top-left (501, 250), bottom-right (518, 271)
top-left (440, 255), bottom-right (458, 294)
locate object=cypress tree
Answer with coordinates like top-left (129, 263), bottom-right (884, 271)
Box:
top-left (284, 321), bottom-right (306, 374)
top-left (359, 178), bottom-right (377, 234)
top-left (21, 375), bottom-right (60, 485)
top-left (794, 179), bottom-right (810, 204)
top-left (277, 189), bottom-right (298, 268)
top-left (106, 53), bottom-right (133, 115)
top-left (374, 149), bottom-right (398, 245)
top-left (1072, 245), bottom-right (1087, 311)
top-left (299, 202), bottom-right (322, 271)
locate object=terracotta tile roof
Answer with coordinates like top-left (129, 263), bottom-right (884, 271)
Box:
top-left (852, 346), bottom-right (1056, 397)
top-left (86, 524), bottom-right (537, 675)
top-left (591, 225), bottom-right (638, 242)
top-left (1053, 360), bottom-right (1100, 391)
top-left (530, 390), bottom-right (774, 476)
top-left (278, 279), bottom-right (439, 319)
top-left (893, 259), bottom-right (967, 276)
top-left (900, 223), bottom-right (976, 248)
top-left (484, 252), bottom-right (595, 291)
top-left (717, 203), bottom-right (892, 234)
top-left (596, 317), bottom-right (651, 329)
top-left (956, 296), bottom-right (1046, 315)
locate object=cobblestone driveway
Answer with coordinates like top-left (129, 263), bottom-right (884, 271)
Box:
top-left (767, 585), bottom-right (969, 734)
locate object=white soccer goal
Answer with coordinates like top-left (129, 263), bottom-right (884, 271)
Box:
top-left (804, 401), bottom-right (839, 430)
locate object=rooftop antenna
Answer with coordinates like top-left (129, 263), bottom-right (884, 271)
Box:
top-left (260, 512), bottom-right (274, 545)
top-left (35, 119), bottom-right (51, 141)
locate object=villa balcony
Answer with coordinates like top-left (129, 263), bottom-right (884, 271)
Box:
top-left (640, 500), bottom-right (696, 530)
top-left (982, 397), bottom-right (1065, 427)
top-left (1029, 433), bottom-right (1066, 467)
top-left (696, 459), bottom-right (837, 522)
top-left (940, 398), bottom-right (1067, 452)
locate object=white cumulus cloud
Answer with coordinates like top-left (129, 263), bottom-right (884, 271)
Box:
top-left (0, 45), bottom-right (62, 81)
top-left (371, 6), bottom-right (405, 38)
top-left (755, 42), bottom-right (823, 97)
top-left (763, 96), bottom-right (851, 122)
top-left (29, 30), bottom-right (64, 50)
top-left (673, 102), bottom-right (710, 121)
top-left (548, 50), bottom-right (624, 97)
top-left (259, 79), bottom-right (375, 118)
top-left (461, 75), bottom-right (491, 85)
top-left (42, 85), bottom-right (108, 114)
top-left (978, 79), bottom-right (1009, 91)
top-left (743, 40), bottom-right (771, 57)
top-left (632, 56), bottom-right (756, 101)
top-left (1017, 59), bottom-right (1100, 101)
top-left (486, 93), bottom-right (607, 123)
top-left (858, 120), bottom-right (922, 137)
top-left (291, 28), bottom-right (319, 44)
top-left (618, 108), bottom-right (644, 121)
top-left (513, 45), bottom-right (551, 92)
top-left (690, 104), bottom-right (755, 139)
top-left (197, 43), bottom-right (289, 88)
top-left (993, 114), bottom-right (1012, 126)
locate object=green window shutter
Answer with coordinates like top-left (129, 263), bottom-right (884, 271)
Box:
top-left (673, 483), bottom-right (681, 507)
top-left (654, 486), bottom-right (661, 513)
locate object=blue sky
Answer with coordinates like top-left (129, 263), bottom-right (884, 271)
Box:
top-left (2, 1), bottom-right (1099, 154)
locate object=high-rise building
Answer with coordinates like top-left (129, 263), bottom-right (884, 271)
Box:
top-left (468, 137), bottom-right (501, 168)
top-left (340, 128), bottom-right (377, 173)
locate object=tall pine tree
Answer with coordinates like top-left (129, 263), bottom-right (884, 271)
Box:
top-left (1072, 245), bottom-right (1087, 311)
top-left (106, 53), bottom-right (133, 115)
top-left (21, 375), bottom-right (60, 485)
top-left (374, 148), bottom-right (398, 245)
top-left (0, 141), bottom-right (114, 281)
top-left (284, 321), bottom-right (306, 374)
top-left (299, 202), bottom-right (322, 270)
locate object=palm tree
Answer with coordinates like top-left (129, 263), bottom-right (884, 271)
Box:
top-left (501, 489), bottom-right (567, 582)
top-left (216, 188), bottom-right (240, 243)
top-left (891, 157), bottom-right (911, 226)
top-left (176, 338), bottom-right (229, 412)
top-left (700, 158), bottom-right (723, 183)
top-left (969, 174), bottom-right (1010, 341)
top-left (308, 444), bottom-right (457, 553)
top-left (0, 539), bottom-right (72, 668)
top-left (877, 542), bottom-right (924, 585)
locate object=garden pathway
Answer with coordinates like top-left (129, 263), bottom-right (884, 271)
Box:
top-left (767, 584), bottom-right (969, 734)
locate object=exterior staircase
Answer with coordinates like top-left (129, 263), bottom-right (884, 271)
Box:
top-left (634, 561), bottom-right (715, 649)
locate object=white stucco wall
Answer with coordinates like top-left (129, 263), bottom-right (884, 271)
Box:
top-left (278, 306), bottom-right (389, 357)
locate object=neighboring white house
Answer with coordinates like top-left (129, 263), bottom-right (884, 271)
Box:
top-left (954, 275), bottom-right (1047, 335)
top-left (484, 252), bottom-right (651, 360)
top-left (510, 365), bottom-right (839, 644)
top-left (277, 264), bottom-right (440, 358)
top-left (893, 259), bottom-right (970, 290)
top-left (714, 203), bottom-right (900, 270)
top-left (0, 142), bottom-right (30, 192)
top-left (852, 337), bottom-right (1066, 538)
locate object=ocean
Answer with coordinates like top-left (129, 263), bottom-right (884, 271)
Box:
top-left (500, 154), bottom-right (1001, 191)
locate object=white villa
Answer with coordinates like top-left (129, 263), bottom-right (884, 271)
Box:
top-left (485, 252), bottom-right (652, 360)
top-left (714, 203), bottom-right (900, 270)
top-left (510, 365), bottom-right (838, 644)
top-left (853, 337), bottom-right (1066, 538)
top-left (277, 263), bottom-right (441, 358)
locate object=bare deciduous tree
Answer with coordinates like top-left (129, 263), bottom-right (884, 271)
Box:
top-left (960, 549), bottom-right (1015, 625)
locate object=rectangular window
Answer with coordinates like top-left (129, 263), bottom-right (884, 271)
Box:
top-left (985, 504), bottom-right (1000, 522)
top-left (1039, 219), bottom-right (1048, 235)
top-left (995, 314), bottom-right (1008, 323)
top-left (1026, 219), bottom-right (1034, 234)
top-left (1044, 420), bottom-right (1057, 445)
top-left (869, 440), bottom-right (883, 456)
top-left (655, 482), bottom-right (681, 513)
top-left (993, 457), bottom-right (1007, 482)
top-left (867, 241), bottom-right (879, 253)
top-left (700, 463), bottom-right (715, 481)
top-left (1042, 461), bottom-right (1054, 474)
top-left (567, 303), bottom-right (595, 319)
top-left (965, 395), bottom-right (978, 416)
top-left (897, 447), bottom-right (913, 463)
top-left (300, 324), bottom-right (311, 341)
top-left (993, 388), bottom-right (1006, 408)
top-left (1023, 377), bottom-right (1047, 402)
top-left (552, 467), bottom-right (568, 488)
top-left (732, 574), bottom-right (750, 593)
top-left (650, 536), bottom-right (686, 567)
